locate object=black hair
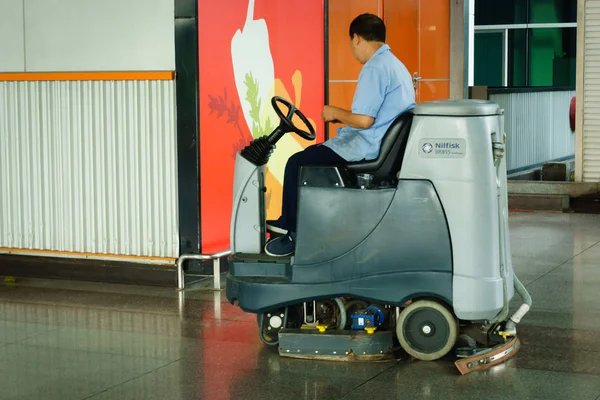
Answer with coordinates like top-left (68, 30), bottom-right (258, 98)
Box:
top-left (349, 13), bottom-right (386, 42)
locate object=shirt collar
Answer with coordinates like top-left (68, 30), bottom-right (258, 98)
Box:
top-left (366, 44), bottom-right (390, 64)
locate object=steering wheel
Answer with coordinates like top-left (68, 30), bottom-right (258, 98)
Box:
top-left (271, 96), bottom-right (316, 141)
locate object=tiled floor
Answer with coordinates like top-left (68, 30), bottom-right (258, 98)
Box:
top-left (1, 211), bottom-right (600, 400)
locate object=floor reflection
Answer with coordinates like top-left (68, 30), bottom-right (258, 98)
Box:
top-left (0, 211), bottom-right (599, 399)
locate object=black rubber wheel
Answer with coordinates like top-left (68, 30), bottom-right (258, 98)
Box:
top-left (257, 313), bottom-right (281, 347)
top-left (396, 300), bottom-right (458, 361)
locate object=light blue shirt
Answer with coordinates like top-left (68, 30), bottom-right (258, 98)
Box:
top-left (323, 44), bottom-right (415, 162)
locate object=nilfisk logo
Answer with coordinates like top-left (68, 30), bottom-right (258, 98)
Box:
top-left (435, 142), bottom-right (461, 149)
top-left (419, 139), bottom-right (466, 158)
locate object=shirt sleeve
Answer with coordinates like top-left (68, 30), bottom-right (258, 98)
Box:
top-left (351, 66), bottom-right (386, 118)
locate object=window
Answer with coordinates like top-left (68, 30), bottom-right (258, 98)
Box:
top-left (475, 0), bottom-right (527, 26)
top-left (475, 0), bottom-right (576, 25)
top-left (474, 32), bottom-right (505, 87)
top-left (508, 29), bottom-right (527, 87)
top-left (474, 0), bottom-right (576, 88)
top-left (528, 0), bottom-right (576, 24)
top-left (529, 27), bottom-right (576, 86)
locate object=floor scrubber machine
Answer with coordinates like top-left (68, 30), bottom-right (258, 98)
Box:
top-left (226, 96), bottom-right (532, 374)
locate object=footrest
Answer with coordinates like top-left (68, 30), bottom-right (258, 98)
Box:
top-left (277, 328), bottom-right (395, 361)
top-left (233, 253), bottom-right (292, 263)
top-left (231, 253), bottom-right (292, 279)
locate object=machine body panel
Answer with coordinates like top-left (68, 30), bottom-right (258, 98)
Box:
top-left (230, 154), bottom-right (266, 254)
top-left (226, 270), bottom-right (452, 314)
top-left (294, 180), bottom-right (452, 282)
top-left (400, 100), bottom-right (514, 320)
top-left (227, 179), bottom-right (453, 313)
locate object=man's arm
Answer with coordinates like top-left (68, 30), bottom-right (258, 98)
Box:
top-left (322, 106), bottom-right (374, 129)
top-left (322, 66), bottom-right (386, 129)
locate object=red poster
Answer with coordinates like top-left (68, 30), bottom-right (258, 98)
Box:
top-left (198, 0), bottom-right (325, 253)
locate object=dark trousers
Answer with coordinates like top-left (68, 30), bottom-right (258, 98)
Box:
top-left (280, 144), bottom-right (346, 232)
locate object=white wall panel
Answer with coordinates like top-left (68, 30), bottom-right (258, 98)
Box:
top-left (0, 0), bottom-right (25, 72)
top-left (25, 0), bottom-right (175, 72)
top-left (0, 80), bottom-right (179, 258)
top-left (583, 1), bottom-right (600, 181)
top-left (490, 90), bottom-right (575, 174)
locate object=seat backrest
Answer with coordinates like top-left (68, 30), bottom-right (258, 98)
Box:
top-left (346, 110), bottom-right (414, 183)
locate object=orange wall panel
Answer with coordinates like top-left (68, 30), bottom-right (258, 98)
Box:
top-left (328, 81), bottom-right (357, 137)
top-left (384, 0), bottom-right (419, 77)
top-left (328, 0), bottom-right (451, 110)
top-left (329, 0), bottom-right (379, 80)
top-left (420, 0), bottom-right (450, 79)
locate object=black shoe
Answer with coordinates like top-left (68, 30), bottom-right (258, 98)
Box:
top-left (265, 233), bottom-right (295, 257)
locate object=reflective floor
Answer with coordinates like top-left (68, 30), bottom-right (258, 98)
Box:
top-left (1, 211), bottom-right (600, 400)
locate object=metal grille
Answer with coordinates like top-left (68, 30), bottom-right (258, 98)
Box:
top-left (490, 90), bottom-right (575, 174)
top-left (0, 80), bottom-right (179, 257)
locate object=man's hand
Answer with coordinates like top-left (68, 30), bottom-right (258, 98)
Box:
top-left (321, 105), bottom-right (374, 129)
top-left (321, 106), bottom-right (341, 123)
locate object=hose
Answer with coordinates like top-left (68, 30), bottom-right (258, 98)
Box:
top-left (493, 218), bottom-right (510, 324)
top-left (494, 277), bottom-right (510, 323)
top-left (492, 139), bottom-right (510, 324)
top-left (505, 274), bottom-right (532, 331)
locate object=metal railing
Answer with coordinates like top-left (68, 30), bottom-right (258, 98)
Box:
top-left (176, 250), bottom-right (232, 290)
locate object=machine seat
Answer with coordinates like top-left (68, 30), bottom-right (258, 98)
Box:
top-left (346, 110), bottom-right (414, 183)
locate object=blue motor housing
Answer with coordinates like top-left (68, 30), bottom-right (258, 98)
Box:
top-left (350, 306), bottom-right (385, 330)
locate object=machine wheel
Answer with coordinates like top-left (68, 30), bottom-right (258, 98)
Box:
top-left (257, 310), bottom-right (286, 347)
top-left (396, 300), bottom-right (458, 361)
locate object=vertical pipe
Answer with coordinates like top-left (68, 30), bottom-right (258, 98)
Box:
top-left (503, 29), bottom-right (509, 86)
top-left (213, 258), bottom-right (221, 290)
top-left (465, 0), bottom-right (475, 93)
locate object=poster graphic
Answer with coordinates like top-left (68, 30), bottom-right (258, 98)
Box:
top-left (199, 0), bottom-right (325, 253)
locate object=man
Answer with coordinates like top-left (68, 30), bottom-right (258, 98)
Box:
top-left (265, 13), bottom-right (415, 257)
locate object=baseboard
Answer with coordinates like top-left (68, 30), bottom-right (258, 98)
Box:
top-left (0, 254), bottom-right (178, 287)
top-left (508, 181), bottom-right (600, 197)
top-left (508, 194), bottom-right (570, 212)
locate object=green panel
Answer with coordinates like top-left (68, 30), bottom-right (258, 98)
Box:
top-left (508, 29), bottom-right (527, 87)
top-left (475, 0), bottom-right (576, 25)
top-left (553, 58), bottom-right (576, 86)
top-left (529, 28), bottom-right (561, 86)
top-left (474, 0), bottom-right (527, 25)
top-left (529, 0), bottom-right (577, 23)
top-left (474, 32), bottom-right (504, 87)
top-left (528, 27), bottom-right (576, 87)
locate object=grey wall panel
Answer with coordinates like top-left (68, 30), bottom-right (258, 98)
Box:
top-left (0, 0), bottom-right (25, 72)
top-left (24, 0), bottom-right (175, 72)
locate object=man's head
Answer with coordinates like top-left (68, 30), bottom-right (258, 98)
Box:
top-left (349, 13), bottom-right (386, 64)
